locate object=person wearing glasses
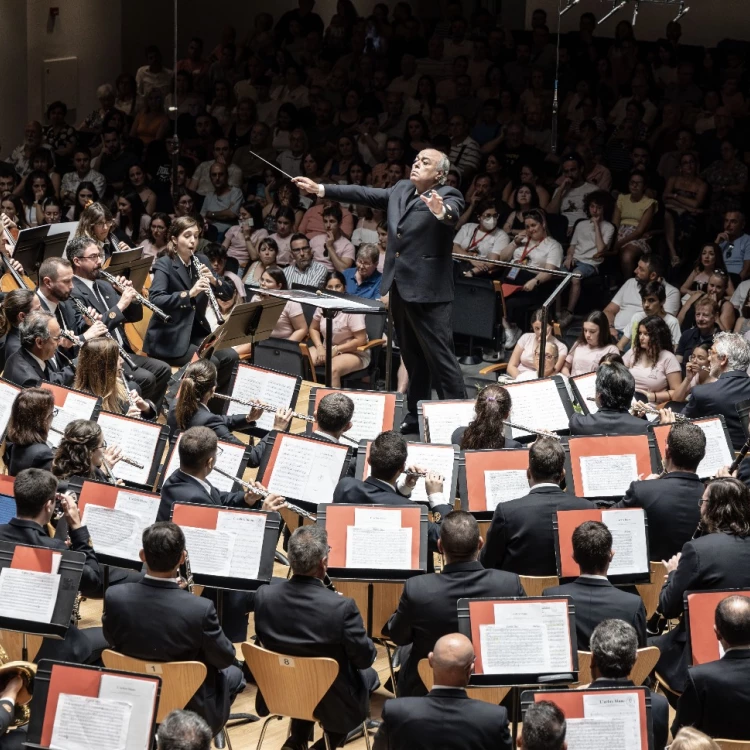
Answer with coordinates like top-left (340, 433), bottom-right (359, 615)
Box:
top-left (4, 388), bottom-right (56, 476)
top-left (73, 200), bottom-right (131, 259)
top-left (678, 270), bottom-right (735, 333)
top-left (282, 232), bottom-right (329, 288)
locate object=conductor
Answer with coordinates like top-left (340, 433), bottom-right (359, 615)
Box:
top-left (294, 150), bottom-right (467, 433)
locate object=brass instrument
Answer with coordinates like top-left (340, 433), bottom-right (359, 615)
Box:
top-left (0, 645), bottom-right (36, 727)
top-left (191, 253), bottom-right (224, 324)
top-left (69, 296), bottom-right (137, 369)
top-left (211, 392), bottom-right (314, 422)
top-left (179, 549), bottom-right (194, 593)
top-left (98, 268), bottom-right (171, 323)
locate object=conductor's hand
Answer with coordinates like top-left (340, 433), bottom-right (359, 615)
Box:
top-left (425, 470), bottom-right (444, 496)
top-left (420, 189), bottom-right (444, 217)
top-left (190, 276), bottom-right (211, 298)
top-left (82, 321), bottom-right (108, 341)
top-left (293, 176), bottom-right (320, 196)
top-left (404, 464), bottom-right (422, 489)
top-left (59, 492), bottom-right (82, 530)
top-left (273, 407), bottom-right (294, 431)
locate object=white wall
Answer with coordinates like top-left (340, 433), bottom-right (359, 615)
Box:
top-left (0, 0), bottom-right (28, 155)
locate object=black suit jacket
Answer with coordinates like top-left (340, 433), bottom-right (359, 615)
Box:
top-left (102, 578), bottom-right (237, 734)
top-left (673, 648), bottom-right (750, 740)
top-left (373, 688), bottom-right (512, 750)
top-left (568, 408), bottom-right (649, 436)
top-left (543, 577), bottom-right (647, 650)
top-left (167, 404), bottom-right (255, 445)
top-left (5, 442), bottom-right (53, 476)
top-left (383, 561), bottom-right (525, 696)
top-left (615, 472), bottom-right (703, 562)
top-left (480, 485), bottom-right (592, 575)
top-left (253, 575), bottom-right (377, 734)
top-left (3, 348), bottom-right (74, 388)
top-left (450, 425), bottom-right (523, 449)
top-left (324, 180), bottom-right (464, 303)
top-left (3, 327), bottom-right (19, 362)
top-left (143, 253), bottom-right (214, 360)
top-left (157, 470), bottom-right (250, 522)
top-left (683, 369), bottom-right (750, 449)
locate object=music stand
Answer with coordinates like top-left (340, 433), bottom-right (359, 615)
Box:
top-left (417, 399), bottom-right (476, 444)
top-left (12, 225), bottom-right (55, 280)
top-left (105, 250), bottom-right (152, 293)
top-left (570, 372), bottom-right (598, 414)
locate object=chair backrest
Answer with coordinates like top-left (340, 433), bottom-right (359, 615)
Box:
top-left (363, 312), bottom-right (386, 343)
top-left (716, 741), bottom-right (750, 750)
top-left (519, 575), bottom-right (560, 598)
top-left (254, 338), bottom-right (307, 378)
top-left (241, 642), bottom-right (339, 722)
top-left (417, 658), bottom-right (510, 705)
top-left (101, 649), bottom-right (207, 723)
top-left (452, 277), bottom-right (497, 339)
top-left (635, 561), bottom-right (668, 619)
top-left (577, 646), bottom-right (661, 687)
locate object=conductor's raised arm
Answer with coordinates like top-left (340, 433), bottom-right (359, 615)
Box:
top-left (294, 175), bottom-right (393, 212)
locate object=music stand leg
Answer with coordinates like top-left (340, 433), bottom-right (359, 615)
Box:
top-left (511, 686), bottom-right (520, 749)
top-left (324, 312), bottom-right (334, 387)
top-left (537, 275), bottom-right (574, 378)
top-left (385, 311), bottom-right (394, 391)
top-left (22, 633), bottom-right (28, 663)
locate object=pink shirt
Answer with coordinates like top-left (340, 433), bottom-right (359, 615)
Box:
top-left (623, 348), bottom-right (681, 393)
top-left (310, 234), bottom-right (355, 272)
top-left (516, 332), bottom-right (568, 374)
top-left (312, 309), bottom-right (370, 366)
top-left (565, 342), bottom-right (620, 377)
top-left (224, 226), bottom-right (268, 266)
top-left (270, 232), bottom-right (294, 266)
top-left (252, 296), bottom-right (304, 339)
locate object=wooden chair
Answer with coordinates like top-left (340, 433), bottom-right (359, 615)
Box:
top-left (716, 741), bottom-right (750, 749)
top-left (242, 642), bottom-right (370, 750)
top-left (635, 561), bottom-right (669, 619)
top-left (477, 520), bottom-right (491, 544)
top-left (519, 575), bottom-right (559, 597)
top-left (0, 630), bottom-right (43, 662)
top-left (576, 646), bottom-right (660, 686)
top-left (417, 659), bottom-right (510, 704)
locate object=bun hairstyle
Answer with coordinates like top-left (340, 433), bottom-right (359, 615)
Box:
top-left (460, 384), bottom-right (512, 450)
top-left (52, 419), bottom-right (103, 481)
top-left (175, 359), bottom-right (218, 431)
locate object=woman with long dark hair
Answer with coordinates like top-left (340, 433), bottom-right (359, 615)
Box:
top-left (452, 384), bottom-right (523, 450)
top-left (5, 387), bottom-right (55, 475)
top-left (251, 266), bottom-right (308, 342)
top-left (623, 315), bottom-right (681, 403)
top-left (52, 419), bottom-right (123, 483)
top-left (67, 181), bottom-right (100, 222)
top-left (562, 311), bottom-right (619, 376)
top-left (115, 189), bottom-right (150, 244)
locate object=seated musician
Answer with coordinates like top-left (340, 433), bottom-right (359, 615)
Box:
top-left (518, 701), bottom-right (566, 750)
top-left (68, 235), bottom-right (171, 410)
top-left (74, 338), bottom-right (156, 419)
top-left (203, 242), bottom-right (246, 302)
top-left (103, 522), bottom-right (246, 736)
top-left (5, 387), bottom-right (55, 476)
top-left (3, 310), bottom-right (75, 388)
top-left (568, 361), bottom-right (649, 436)
top-left (384, 511), bottom-right (524, 697)
top-left (451, 384), bottom-right (524, 449)
top-left (156, 710), bottom-right (212, 750)
top-left (167, 359), bottom-right (292, 453)
top-left (373, 633), bottom-right (512, 750)
top-left (74, 201), bottom-right (129, 258)
top-left (0, 288), bottom-right (40, 364)
top-left (51, 419), bottom-right (124, 486)
top-left (254, 526), bottom-right (379, 750)
top-left (0, 672), bottom-right (26, 750)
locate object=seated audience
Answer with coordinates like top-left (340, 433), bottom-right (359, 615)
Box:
top-left (562, 311), bottom-right (619, 376)
top-left (243, 236), bottom-right (278, 286)
top-left (454, 199), bottom-right (510, 276)
top-left (672, 343), bottom-right (717, 402)
top-left (342, 244), bottom-right (383, 300)
top-left (618, 280), bottom-right (681, 349)
top-left (547, 153), bottom-right (597, 232)
top-left (679, 270), bottom-right (735, 332)
top-left (715, 209), bottom-right (750, 286)
top-left (252, 266), bottom-right (308, 341)
top-left (680, 242), bottom-right (732, 296)
top-left (506, 308), bottom-right (567, 377)
top-left (501, 183), bottom-right (540, 239)
top-left (309, 204), bottom-right (355, 272)
top-left (283, 232), bottom-right (329, 288)
top-left (676, 295), bottom-right (721, 370)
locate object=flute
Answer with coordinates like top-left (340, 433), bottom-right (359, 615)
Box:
top-left (501, 419), bottom-right (561, 440)
top-left (191, 253), bottom-right (224, 324)
top-left (629, 400), bottom-right (691, 423)
top-left (47, 425), bottom-right (145, 469)
top-left (211, 392), bottom-right (315, 422)
top-left (121, 371), bottom-right (140, 416)
top-left (99, 269), bottom-right (171, 322)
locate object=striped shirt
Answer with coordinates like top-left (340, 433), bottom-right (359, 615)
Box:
top-left (449, 136), bottom-right (482, 176)
top-left (283, 261), bottom-right (329, 289)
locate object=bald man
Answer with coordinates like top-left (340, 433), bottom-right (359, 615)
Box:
top-left (373, 634), bottom-right (511, 750)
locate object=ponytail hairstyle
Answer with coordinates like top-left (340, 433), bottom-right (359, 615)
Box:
top-left (176, 359), bottom-right (218, 431)
top-left (460, 385), bottom-right (512, 450)
top-left (52, 419), bottom-right (103, 481)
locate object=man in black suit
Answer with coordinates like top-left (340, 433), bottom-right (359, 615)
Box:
top-left (253, 525), bottom-right (378, 750)
top-left (652, 477), bottom-right (750, 695)
top-left (569, 362), bottom-right (649, 436)
top-left (3, 311), bottom-right (75, 388)
top-left (373, 633), bottom-right (512, 750)
top-left (384, 511), bottom-right (524, 696)
top-left (544, 521), bottom-right (646, 649)
top-left (309, 393), bottom-right (357, 476)
top-left (480, 437), bottom-right (591, 575)
top-left (103, 522), bottom-right (245, 736)
top-left (588, 619), bottom-right (669, 750)
top-left (68, 236), bottom-right (171, 409)
top-left (0, 469), bottom-right (104, 663)
top-left (683, 331), bottom-right (750, 448)
top-left (673, 595), bottom-right (750, 739)
top-left (615, 421), bottom-right (705, 562)
top-left (295, 149), bottom-right (467, 434)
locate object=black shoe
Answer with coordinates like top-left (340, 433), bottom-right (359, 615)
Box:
top-left (399, 415), bottom-right (419, 434)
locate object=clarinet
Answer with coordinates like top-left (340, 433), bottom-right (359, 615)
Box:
top-left (191, 253), bottom-right (225, 324)
top-left (98, 269), bottom-right (171, 322)
top-left (729, 438), bottom-right (750, 474)
top-left (179, 549), bottom-right (195, 593)
top-left (69, 296), bottom-right (137, 369)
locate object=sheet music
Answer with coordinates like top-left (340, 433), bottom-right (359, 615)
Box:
top-left (99, 675), bottom-right (157, 750)
top-left (580, 454), bottom-right (638, 497)
top-left (341, 393), bottom-right (387, 443)
top-left (479, 601), bottom-right (572, 674)
top-left (423, 401), bottom-right (476, 444)
top-left (266, 437), bottom-right (347, 504)
top-left (345, 526), bottom-right (412, 569)
top-left (506, 378), bottom-right (570, 438)
top-left (695, 419), bottom-right (734, 478)
top-left (181, 526), bottom-right (234, 576)
top-left (354, 507), bottom-right (402, 528)
top-left (164, 436), bottom-right (246, 493)
top-left (0, 567), bottom-right (59, 623)
top-left (484, 470), bottom-right (529, 511)
top-left (602, 510), bottom-right (648, 575)
top-left (83, 505), bottom-right (141, 560)
top-left (97, 414), bottom-right (160, 485)
top-left (583, 692), bottom-right (642, 749)
top-left (378, 444), bottom-right (455, 505)
top-left (115, 491), bottom-right (160, 526)
top-left (50, 693), bottom-right (131, 750)
top-left (0, 381), bottom-right (20, 437)
top-left (49, 391), bottom-right (97, 448)
top-left (564, 718), bottom-right (628, 750)
top-left (215, 511), bottom-right (266, 579)
top-left (573, 373), bottom-right (598, 413)
top-left (226, 366), bottom-right (297, 431)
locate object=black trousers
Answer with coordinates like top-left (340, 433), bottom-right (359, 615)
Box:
top-left (390, 283), bottom-right (466, 416)
top-left (125, 352), bottom-right (172, 410)
top-left (160, 331), bottom-right (239, 395)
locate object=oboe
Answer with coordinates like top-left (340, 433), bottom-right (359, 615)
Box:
top-left (69, 296), bottom-right (137, 369)
top-left (211, 392), bottom-right (315, 422)
top-left (179, 549), bottom-right (195, 593)
top-left (98, 269), bottom-right (171, 322)
top-left (729, 438), bottom-right (750, 474)
top-left (47, 424), bottom-right (144, 469)
top-left (191, 253), bottom-right (224, 324)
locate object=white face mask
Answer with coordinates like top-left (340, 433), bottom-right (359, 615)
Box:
top-left (481, 216), bottom-right (497, 230)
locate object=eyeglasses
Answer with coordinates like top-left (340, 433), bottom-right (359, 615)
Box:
top-left (82, 253), bottom-right (104, 261)
top-left (52, 407), bottom-right (59, 417)
top-left (215, 445), bottom-right (224, 458)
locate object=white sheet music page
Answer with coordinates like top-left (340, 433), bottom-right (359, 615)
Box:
top-left (181, 526), bottom-right (234, 576)
top-left (163, 436), bottom-right (245, 493)
top-left (580, 454), bottom-right (638, 497)
top-left (345, 526), bottom-right (412, 569)
top-left (0, 381), bottom-right (20, 438)
top-left (266, 437), bottom-right (347, 504)
top-left (583, 691), bottom-right (642, 749)
top-left (506, 378), bottom-right (569, 438)
top-left (573, 373), bottom-right (598, 413)
top-left (483, 470), bottom-right (529, 511)
top-left (695, 418), bottom-right (734, 478)
top-left (98, 675), bottom-right (157, 750)
top-left (423, 401), bottom-right (476, 444)
top-left (602, 509), bottom-right (649, 576)
top-left (0, 567), bottom-right (59, 623)
top-left (564, 718), bottom-right (628, 750)
top-left (216, 511), bottom-right (266, 579)
top-left (50, 692), bottom-right (131, 750)
top-left (97, 414), bottom-right (159, 485)
top-left (82, 505), bottom-right (141, 560)
top-left (380, 444), bottom-right (455, 505)
top-left (227, 366), bottom-right (297, 431)
top-left (341, 393), bottom-right (387, 443)
top-left (49, 391), bottom-right (97, 448)
top-left (354, 507), bottom-right (402, 528)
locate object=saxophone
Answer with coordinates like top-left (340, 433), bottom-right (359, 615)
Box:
top-left (0, 645), bottom-right (36, 727)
